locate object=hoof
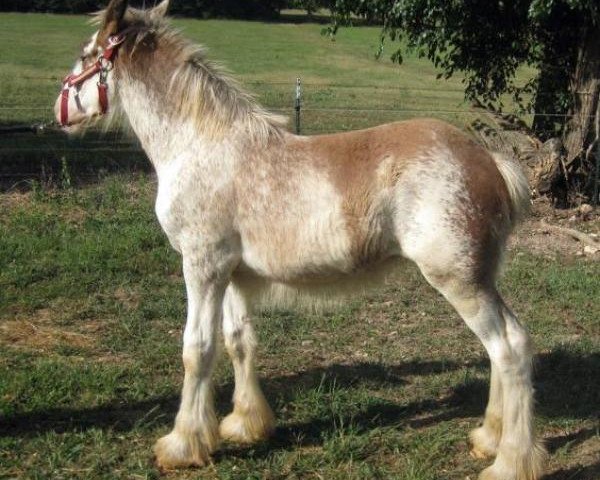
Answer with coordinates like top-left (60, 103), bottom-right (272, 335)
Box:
top-left (219, 407), bottom-right (275, 444)
top-left (153, 431), bottom-right (214, 470)
top-left (469, 425), bottom-right (499, 459)
top-left (478, 464), bottom-right (521, 480)
top-left (478, 464), bottom-right (503, 480)
top-left (478, 443), bottom-right (547, 480)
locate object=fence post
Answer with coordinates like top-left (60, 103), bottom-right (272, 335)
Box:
top-left (595, 136), bottom-right (599, 207)
top-left (594, 91), bottom-right (600, 207)
top-left (295, 77), bottom-right (302, 135)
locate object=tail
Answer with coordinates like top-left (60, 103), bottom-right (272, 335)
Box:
top-left (491, 152), bottom-right (531, 226)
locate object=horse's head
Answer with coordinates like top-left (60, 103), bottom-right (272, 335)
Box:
top-left (53, 0), bottom-right (169, 133)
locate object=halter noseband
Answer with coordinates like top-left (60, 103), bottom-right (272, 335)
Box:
top-left (60, 33), bottom-right (126, 127)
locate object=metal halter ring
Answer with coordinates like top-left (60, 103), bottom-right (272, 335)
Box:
top-left (98, 58), bottom-right (113, 83)
top-left (107, 34), bottom-right (125, 48)
top-left (98, 56), bottom-right (114, 72)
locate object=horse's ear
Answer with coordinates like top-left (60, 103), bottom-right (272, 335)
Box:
top-left (98, 0), bottom-right (128, 44)
top-left (149, 0), bottom-right (170, 19)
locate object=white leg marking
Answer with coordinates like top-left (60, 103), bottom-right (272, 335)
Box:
top-left (470, 361), bottom-right (503, 459)
top-left (154, 256), bottom-right (227, 469)
top-left (476, 303), bottom-right (546, 480)
top-left (423, 273), bottom-right (546, 480)
top-left (219, 284), bottom-right (275, 443)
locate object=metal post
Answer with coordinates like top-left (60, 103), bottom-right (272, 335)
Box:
top-left (594, 137), bottom-right (599, 207)
top-left (594, 91), bottom-right (600, 206)
top-left (295, 77), bottom-right (302, 135)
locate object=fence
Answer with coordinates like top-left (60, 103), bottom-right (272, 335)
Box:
top-left (1, 78), bottom-right (599, 203)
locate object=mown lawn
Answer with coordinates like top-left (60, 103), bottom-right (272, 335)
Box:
top-left (0, 11), bottom-right (479, 129)
top-left (0, 11), bottom-right (535, 183)
top-left (1, 11), bottom-right (599, 480)
top-left (0, 11), bottom-right (495, 186)
top-left (1, 177), bottom-right (598, 479)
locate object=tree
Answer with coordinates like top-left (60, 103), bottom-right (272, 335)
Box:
top-left (290, 0), bottom-right (335, 16)
top-left (330, 0), bottom-right (600, 203)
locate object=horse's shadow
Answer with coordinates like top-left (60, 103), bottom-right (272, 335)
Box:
top-left (543, 460), bottom-right (600, 480)
top-left (1, 358), bottom-right (471, 439)
top-left (2, 349), bottom-right (598, 464)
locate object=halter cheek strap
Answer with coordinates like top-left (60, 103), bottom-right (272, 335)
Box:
top-left (60, 33), bottom-right (126, 127)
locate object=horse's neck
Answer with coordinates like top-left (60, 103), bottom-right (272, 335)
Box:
top-left (118, 76), bottom-right (240, 173)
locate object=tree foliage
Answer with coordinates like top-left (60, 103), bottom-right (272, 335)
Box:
top-left (288, 0), bottom-right (334, 15)
top-left (331, 1), bottom-right (596, 127)
top-left (330, 0), bottom-right (600, 202)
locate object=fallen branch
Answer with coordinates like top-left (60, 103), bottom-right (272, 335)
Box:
top-left (539, 220), bottom-right (600, 253)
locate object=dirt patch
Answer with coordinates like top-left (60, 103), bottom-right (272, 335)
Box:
top-left (113, 287), bottom-right (141, 311)
top-left (0, 191), bottom-right (31, 209)
top-left (0, 313), bottom-right (134, 364)
top-left (60, 205), bottom-right (89, 226)
top-left (509, 198), bottom-right (600, 260)
top-left (0, 304), bottom-right (111, 352)
top-left (0, 317), bottom-right (94, 352)
top-left (545, 424), bottom-right (600, 480)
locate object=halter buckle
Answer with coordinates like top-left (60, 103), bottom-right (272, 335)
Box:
top-left (107, 34), bottom-right (125, 48)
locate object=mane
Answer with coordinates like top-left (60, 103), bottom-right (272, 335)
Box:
top-left (96, 9), bottom-right (288, 144)
top-left (163, 31), bottom-right (288, 144)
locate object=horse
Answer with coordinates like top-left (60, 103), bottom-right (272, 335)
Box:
top-left (54, 1), bottom-right (546, 478)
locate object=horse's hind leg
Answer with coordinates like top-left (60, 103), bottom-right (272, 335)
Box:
top-left (219, 284), bottom-right (275, 443)
top-left (470, 360), bottom-right (503, 459)
top-left (418, 267), bottom-right (546, 480)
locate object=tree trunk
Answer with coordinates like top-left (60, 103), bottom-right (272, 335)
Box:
top-left (562, 19), bottom-right (600, 165)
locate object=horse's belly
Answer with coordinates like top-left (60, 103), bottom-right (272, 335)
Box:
top-left (238, 220), bottom-right (355, 281)
top-left (237, 211), bottom-right (400, 283)
top-left (232, 249), bottom-right (405, 311)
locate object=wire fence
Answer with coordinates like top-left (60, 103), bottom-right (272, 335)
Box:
top-left (1, 79), bottom-right (599, 199)
top-left (1, 79), bottom-right (596, 132)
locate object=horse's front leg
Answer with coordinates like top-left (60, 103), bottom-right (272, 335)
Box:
top-left (220, 283), bottom-right (275, 443)
top-left (154, 252), bottom-right (232, 469)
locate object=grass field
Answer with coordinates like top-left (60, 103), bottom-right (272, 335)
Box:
top-left (0, 12), bottom-right (493, 186)
top-left (0, 12), bottom-right (482, 127)
top-left (1, 11), bottom-right (599, 480)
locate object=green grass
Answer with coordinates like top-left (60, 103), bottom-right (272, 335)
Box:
top-left (1, 178), bottom-right (598, 479)
top-left (1, 12), bottom-right (598, 480)
top-left (0, 12), bottom-right (495, 185)
top-left (0, 12), bottom-right (535, 184)
top-left (0, 12), bottom-right (476, 127)
top-left (0, 11), bottom-right (536, 130)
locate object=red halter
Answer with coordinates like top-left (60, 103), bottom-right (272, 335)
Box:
top-left (60, 33), bottom-right (126, 127)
